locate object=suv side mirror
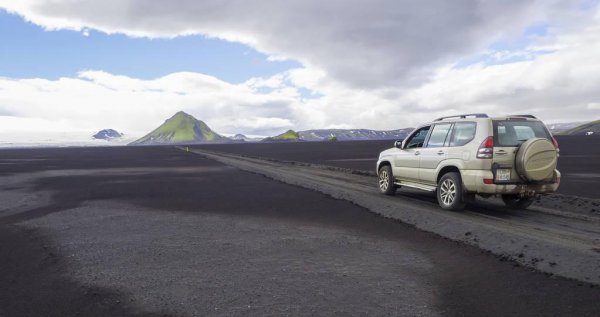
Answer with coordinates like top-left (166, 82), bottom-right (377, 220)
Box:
top-left (394, 140), bottom-right (404, 149)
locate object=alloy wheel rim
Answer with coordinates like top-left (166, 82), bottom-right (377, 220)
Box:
top-left (440, 179), bottom-right (456, 205)
top-left (379, 170), bottom-right (389, 191)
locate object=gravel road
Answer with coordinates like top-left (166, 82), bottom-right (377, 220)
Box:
top-left (194, 135), bottom-right (600, 199)
top-left (189, 148), bottom-right (600, 285)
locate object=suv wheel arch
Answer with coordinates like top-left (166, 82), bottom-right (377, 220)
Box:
top-left (378, 161), bottom-right (392, 172)
top-left (436, 165), bottom-right (461, 185)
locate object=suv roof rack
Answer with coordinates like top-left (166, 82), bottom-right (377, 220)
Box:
top-left (508, 114), bottom-right (537, 119)
top-left (434, 113), bottom-right (489, 121)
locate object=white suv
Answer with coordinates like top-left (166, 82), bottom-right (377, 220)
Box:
top-left (376, 114), bottom-right (560, 211)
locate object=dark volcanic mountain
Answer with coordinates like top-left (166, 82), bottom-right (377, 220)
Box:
top-left (130, 111), bottom-right (228, 145)
top-left (547, 121), bottom-right (590, 134)
top-left (557, 120), bottom-right (600, 136)
top-left (93, 129), bottom-right (123, 140)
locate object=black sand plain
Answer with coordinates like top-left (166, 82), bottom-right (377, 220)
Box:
top-left (195, 135), bottom-right (600, 199)
top-left (0, 145), bottom-right (599, 316)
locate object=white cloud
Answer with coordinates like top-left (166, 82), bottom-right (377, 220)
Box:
top-left (0, 71), bottom-right (304, 138)
top-left (1, 1), bottom-right (600, 144)
top-left (0, 68), bottom-right (409, 139)
top-left (402, 12), bottom-right (600, 124)
top-left (0, 0), bottom-right (575, 88)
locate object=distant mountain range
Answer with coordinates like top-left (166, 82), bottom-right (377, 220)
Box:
top-left (129, 111), bottom-right (414, 145)
top-left (131, 111), bottom-right (599, 145)
top-left (556, 120), bottom-right (600, 136)
top-left (230, 134), bottom-right (262, 142)
top-left (547, 121), bottom-right (590, 134)
top-left (130, 111), bottom-right (228, 145)
top-left (298, 128), bottom-right (412, 141)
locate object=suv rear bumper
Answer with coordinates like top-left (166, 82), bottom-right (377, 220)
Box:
top-left (462, 169), bottom-right (560, 195)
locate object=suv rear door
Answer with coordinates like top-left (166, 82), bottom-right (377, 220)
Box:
top-left (492, 119), bottom-right (553, 183)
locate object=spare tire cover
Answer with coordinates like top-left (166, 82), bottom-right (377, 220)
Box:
top-left (515, 138), bottom-right (557, 181)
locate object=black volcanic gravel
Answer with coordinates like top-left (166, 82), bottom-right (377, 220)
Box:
top-left (0, 146), bottom-right (599, 316)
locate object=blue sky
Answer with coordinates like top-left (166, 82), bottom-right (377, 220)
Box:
top-left (454, 23), bottom-right (553, 68)
top-left (0, 10), bottom-right (300, 82)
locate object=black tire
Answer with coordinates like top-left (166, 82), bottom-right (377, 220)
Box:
top-left (378, 165), bottom-right (396, 195)
top-left (501, 195), bottom-right (535, 209)
top-left (437, 172), bottom-right (466, 211)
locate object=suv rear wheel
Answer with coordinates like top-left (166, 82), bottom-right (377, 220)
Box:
top-left (378, 165), bottom-right (396, 195)
top-left (437, 172), bottom-right (466, 211)
top-left (501, 194), bottom-right (535, 209)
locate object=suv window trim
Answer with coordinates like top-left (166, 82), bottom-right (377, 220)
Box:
top-left (405, 121), bottom-right (478, 149)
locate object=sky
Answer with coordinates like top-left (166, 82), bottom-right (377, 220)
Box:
top-left (1, 0), bottom-right (600, 143)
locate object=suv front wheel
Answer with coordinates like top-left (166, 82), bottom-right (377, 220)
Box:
top-left (437, 172), bottom-right (467, 211)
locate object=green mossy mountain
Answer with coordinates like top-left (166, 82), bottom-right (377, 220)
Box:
top-left (557, 120), bottom-right (600, 135)
top-left (130, 111), bottom-right (228, 145)
top-left (262, 130), bottom-right (300, 142)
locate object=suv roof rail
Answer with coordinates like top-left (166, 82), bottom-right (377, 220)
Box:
top-left (509, 114), bottom-right (537, 119)
top-left (434, 113), bottom-right (489, 121)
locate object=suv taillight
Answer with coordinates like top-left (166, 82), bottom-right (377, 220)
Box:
top-left (477, 136), bottom-right (493, 159)
top-left (551, 136), bottom-right (560, 155)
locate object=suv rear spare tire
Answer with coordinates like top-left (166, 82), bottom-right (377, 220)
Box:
top-left (515, 138), bottom-right (557, 182)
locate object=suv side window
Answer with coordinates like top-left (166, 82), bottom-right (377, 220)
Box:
top-left (405, 126), bottom-right (431, 149)
top-left (426, 123), bottom-right (452, 148)
top-left (449, 122), bottom-right (477, 146)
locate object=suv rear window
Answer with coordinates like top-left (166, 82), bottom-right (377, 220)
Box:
top-left (493, 120), bottom-right (551, 147)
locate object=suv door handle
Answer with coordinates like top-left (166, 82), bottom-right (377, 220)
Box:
top-left (437, 150), bottom-right (444, 155)
top-left (414, 151), bottom-right (420, 156)
top-left (495, 150), bottom-right (507, 155)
